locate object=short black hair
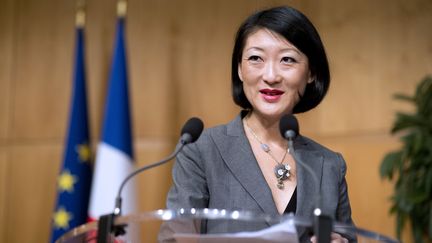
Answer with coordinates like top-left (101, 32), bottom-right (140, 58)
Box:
top-left (231, 6), bottom-right (330, 113)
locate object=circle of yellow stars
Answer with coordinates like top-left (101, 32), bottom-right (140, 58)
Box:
top-left (52, 143), bottom-right (92, 232)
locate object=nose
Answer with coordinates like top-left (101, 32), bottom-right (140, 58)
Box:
top-left (262, 62), bottom-right (281, 84)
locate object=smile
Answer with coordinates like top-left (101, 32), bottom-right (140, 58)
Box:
top-left (259, 89), bottom-right (284, 102)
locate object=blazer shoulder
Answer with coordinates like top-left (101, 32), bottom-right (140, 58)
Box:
top-left (195, 123), bottom-right (228, 144)
top-left (299, 136), bottom-right (334, 153)
top-left (299, 135), bottom-right (346, 166)
top-left (195, 115), bottom-right (241, 145)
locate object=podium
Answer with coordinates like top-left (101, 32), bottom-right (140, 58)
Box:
top-left (55, 208), bottom-right (399, 243)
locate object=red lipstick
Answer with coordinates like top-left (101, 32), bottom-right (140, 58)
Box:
top-left (259, 89), bottom-right (284, 102)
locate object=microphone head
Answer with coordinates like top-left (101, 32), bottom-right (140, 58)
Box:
top-left (180, 117), bottom-right (204, 144)
top-left (279, 114), bottom-right (299, 140)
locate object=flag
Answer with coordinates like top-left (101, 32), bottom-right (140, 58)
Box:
top-left (50, 26), bottom-right (93, 242)
top-left (88, 16), bottom-right (136, 220)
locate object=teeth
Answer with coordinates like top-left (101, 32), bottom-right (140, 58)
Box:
top-left (267, 92), bottom-right (279, 95)
top-left (260, 90), bottom-right (282, 95)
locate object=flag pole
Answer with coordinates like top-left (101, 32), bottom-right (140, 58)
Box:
top-left (117, 0), bottom-right (127, 18)
top-left (76, 0), bottom-right (86, 28)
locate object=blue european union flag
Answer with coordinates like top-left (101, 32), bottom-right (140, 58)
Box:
top-left (50, 26), bottom-right (93, 242)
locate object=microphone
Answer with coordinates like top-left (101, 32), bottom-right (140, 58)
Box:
top-left (279, 114), bottom-right (299, 154)
top-left (180, 117), bottom-right (204, 144)
top-left (114, 117), bottom-right (204, 216)
top-left (96, 117), bottom-right (204, 243)
top-left (279, 114), bottom-right (332, 243)
top-left (279, 115), bottom-right (320, 205)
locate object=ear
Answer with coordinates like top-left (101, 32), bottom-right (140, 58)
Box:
top-left (307, 71), bottom-right (315, 84)
top-left (238, 63), bottom-right (244, 82)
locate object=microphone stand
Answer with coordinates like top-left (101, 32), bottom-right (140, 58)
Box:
top-left (96, 142), bottom-right (187, 243)
top-left (285, 132), bottom-right (332, 243)
top-left (95, 117), bottom-right (203, 243)
top-left (313, 211), bottom-right (332, 243)
top-left (97, 213), bottom-right (120, 243)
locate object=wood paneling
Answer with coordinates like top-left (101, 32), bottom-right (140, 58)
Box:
top-left (133, 138), bottom-right (176, 242)
top-left (10, 0), bottom-right (74, 140)
top-left (85, 0), bottom-right (117, 140)
top-left (1, 0), bottom-right (431, 242)
top-left (134, 138), bottom-right (175, 212)
top-left (301, 0), bottom-right (432, 136)
top-left (0, 0), bottom-right (15, 140)
top-left (4, 144), bottom-right (62, 243)
top-left (127, 0), bottom-right (180, 138)
top-left (0, 149), bottom-right (7, 243)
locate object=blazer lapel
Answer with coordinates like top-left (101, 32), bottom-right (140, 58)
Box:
top-left (212, 115), bottom-right (279, 218)
top-left (210, 114), bottom-right (324, 231)
top-left (294, 136), bottom-right (324, 236)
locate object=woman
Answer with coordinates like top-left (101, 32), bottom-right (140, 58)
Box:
top-left (166, 6), bottom-right (354, 242)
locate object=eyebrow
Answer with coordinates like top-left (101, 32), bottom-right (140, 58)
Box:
top-left (244, 46), bottom-right (302, 55)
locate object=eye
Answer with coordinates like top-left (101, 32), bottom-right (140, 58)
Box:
top-left (281, 57), bottom-right (296, 64)
top-left (247, 55), bottom-right (263, 62)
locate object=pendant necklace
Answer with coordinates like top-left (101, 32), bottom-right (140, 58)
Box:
top-left (244, 119), bottom-right (291, 190)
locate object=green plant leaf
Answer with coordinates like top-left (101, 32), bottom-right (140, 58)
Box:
top-left (394, 93), bottom-right (415, 103)
top-left (382, 75), bottom-right (432, 241)
top-left (412, 219), bottom-right (425, 243)
top-left (415, 76), bottom-right (432, 116)
top-left (426, 167), bottom-right (432, 196)
top-left (407, 190), bottom-right (428, 204)
top-left (392, 113), bottom-right (424, 134)
top-left (380, 151), bottom-right (402, 179)
top-left (429, 202), bottom-right (432, 240)
top-left (396, 212), bottom-right (406, 239)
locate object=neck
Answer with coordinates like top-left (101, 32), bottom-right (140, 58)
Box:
top-left (244, 111), bottom-right (287, 148)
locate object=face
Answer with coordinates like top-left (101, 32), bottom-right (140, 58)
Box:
top-left (238, 28), bottom-right (313, 119)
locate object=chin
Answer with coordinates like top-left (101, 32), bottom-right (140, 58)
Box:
top-left (252, 102), bottom-right (293, 117)
top-left (256, 110), bottom-right (286, 120)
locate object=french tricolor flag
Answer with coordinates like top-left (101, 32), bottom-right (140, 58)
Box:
top-left (88, 16), bottom-right (136, 220)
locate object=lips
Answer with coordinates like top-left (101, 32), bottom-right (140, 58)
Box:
top-left (260, 89), bottom-right (284, 96)
top-left (259, 89), bottom-right (284, 102)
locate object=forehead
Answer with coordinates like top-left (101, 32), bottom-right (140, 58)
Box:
top-left (243, 28), bottom-right (299, 52)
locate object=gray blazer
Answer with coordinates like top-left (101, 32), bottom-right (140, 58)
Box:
top-left (166, 113), bottom-right (354, 240)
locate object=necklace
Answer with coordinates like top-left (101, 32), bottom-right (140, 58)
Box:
top-left (244, 119), bottom-right (291, 190)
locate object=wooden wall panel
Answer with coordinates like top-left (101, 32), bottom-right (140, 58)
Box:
top-left (130, 139), bottom-right (176, 242)
top-left (85, 0), bottom-right (117, 140)
top-left (0, 0), bottom-right (15, 140)
top-left (134, 139), bottom-right (175, 211)
top-left (301, 0), bottom-right (432, 136)
top-left (10, 0), bottom-right (74, 140)
top-left (127, 0), bottom-right (179, 138)
top-left (0, 150), bottom-right (7, 243)
top-left (169, 0), bottom-right (240, 126)
top-left (1, 0), bottom-right (431, 242)
top-left (4, 144), bottom-right (62, 243)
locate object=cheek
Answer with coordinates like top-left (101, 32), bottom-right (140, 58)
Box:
top-left (240, 68), bottom-right (259, 92)
top-left (282, 74), bottom-right (310, 106)
top-left (287, 69), bottom-right (311, 94)
top-left (242, 81), bottom-right (254, 99)
top-left (297, 81), bottom-right (309, 96)
top-left (240, 65), bottom-right (257, 81)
